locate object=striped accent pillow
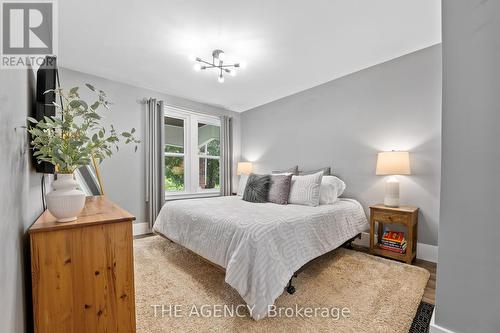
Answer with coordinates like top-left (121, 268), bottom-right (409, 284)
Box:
top-left (288, 171), bottom-right (324, 206)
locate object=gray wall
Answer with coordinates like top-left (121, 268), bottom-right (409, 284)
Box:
top-left (0, 68), bottom-right (45, 332)
top-left (241, 45), bottom-right (442, 246)
top-left (435, 1), bottom-right (500, 332)
top-left (60, 68), bottom-right (241, 224)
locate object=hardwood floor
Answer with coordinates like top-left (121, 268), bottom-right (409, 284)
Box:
top-left (353, 245), bottom-right (436, 305)
top-left (414, 258), bottom-right (436, 305)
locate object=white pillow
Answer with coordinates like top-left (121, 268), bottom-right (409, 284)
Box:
top-left (236, 174), bottom-right (249, 196)
top-left (288, 172), bottom-right (323, 207)
top-left (320, 176), bottom-right (346, 205)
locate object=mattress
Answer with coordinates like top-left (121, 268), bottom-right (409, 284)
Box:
top-left (153, 196), bottom-right (368, 320)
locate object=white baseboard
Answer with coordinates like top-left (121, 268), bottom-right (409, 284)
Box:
top-left (353, 232), bottom-right (438, 263)
top-left (416, 242), bottom-right (438, 263)
top-left (430, 309), bottom-right (456, 333)
top-left (133, 222), bottom-right (151, 236)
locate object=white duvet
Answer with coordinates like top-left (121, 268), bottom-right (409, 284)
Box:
top-left (153, 196), bottom-right (368, 320)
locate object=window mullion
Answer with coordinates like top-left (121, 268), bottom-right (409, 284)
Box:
top-left (165, 152), bottom-right (184, 157)
top-left (190, 115), bottom-right (199, 193)
top-left (186, 115), bottom-right (191, 194)
top-left (183, 114), bottom-right (190, 194)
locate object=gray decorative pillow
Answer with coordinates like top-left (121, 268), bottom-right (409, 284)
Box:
top-left (243, 174), bottom-right (271, 203)
top-left (272, 165), bottom-right (299, 175)
top-left (299, 167), bottom-right (331, 176)
top-left (267, 174), bottom-right (293, 205)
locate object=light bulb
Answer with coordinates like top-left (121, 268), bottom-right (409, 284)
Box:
top-left (188, 54), bottom-right (196, 61)
top-left (218, 75), bottom-right (225, 83)
top-left (239, 61), bottom-right (247, 69)
top-left (193, 63), bottom-right (202, 71)
top-left (230, 69), bottom-right (236, 76)
top-left (218, 51), bottom-right (226, 61)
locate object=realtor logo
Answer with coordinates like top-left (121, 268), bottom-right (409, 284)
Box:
top-left (1, 1), bottom-right (57, 68)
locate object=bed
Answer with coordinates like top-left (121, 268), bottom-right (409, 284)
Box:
top-left (153, 195), bottom-right (369, 320)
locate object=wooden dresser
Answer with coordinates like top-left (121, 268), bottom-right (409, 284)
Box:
top-left (29, 196), bottom-right (136, 333)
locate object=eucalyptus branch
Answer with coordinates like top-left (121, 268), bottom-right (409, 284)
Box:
top-left (28, 84), bottom-right (140, 174)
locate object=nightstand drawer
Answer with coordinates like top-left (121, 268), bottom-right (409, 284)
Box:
top-left (372, 211), bottom-right (407, 224)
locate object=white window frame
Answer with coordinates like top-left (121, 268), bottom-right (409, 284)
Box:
top-left (164, 106), bottom-right (221, 200)
top-left (164, 110), bottom-right (189, 195)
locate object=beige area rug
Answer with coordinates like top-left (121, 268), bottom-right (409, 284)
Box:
top-left (134, 236), bottom-right (429, 333)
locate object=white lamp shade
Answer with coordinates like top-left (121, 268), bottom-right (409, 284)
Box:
top-left (376, 151), bottom-right (411, 175)
top-left (237, 162), bottom-right (253, 175)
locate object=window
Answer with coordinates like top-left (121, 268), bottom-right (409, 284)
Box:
top-left (198, 123), bottom-right (220, 190)
top-left (164, 116), bottom-right (185, 192)
top-left (164, 107), bottom-right (221, 197)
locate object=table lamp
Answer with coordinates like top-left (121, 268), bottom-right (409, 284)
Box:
top-left (376, 151), bottom-right (411, 207)
top-left (237, 162), bottom-right (253, 176)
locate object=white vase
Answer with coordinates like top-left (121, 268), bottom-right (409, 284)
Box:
top-left (46, 173), bottom-right (86, 222)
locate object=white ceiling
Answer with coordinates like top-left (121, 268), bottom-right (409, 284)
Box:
top-left (58, 0), bottom-right (441, 112)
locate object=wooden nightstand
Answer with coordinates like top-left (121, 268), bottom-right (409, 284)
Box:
top-left (369, 204), bottom-right (419, 264)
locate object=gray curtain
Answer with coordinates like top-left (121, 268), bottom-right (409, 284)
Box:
top-left (220, 115), bottom-right (233, 196)
top-left (145, 98), bottom-right (165, 227)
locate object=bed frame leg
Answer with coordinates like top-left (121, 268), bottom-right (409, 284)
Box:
top-left (285, 234), bottom-right (362, 295)
top-left (286, 273), bottom-right (298, 294)
top-left (343, 233), bottom-right (362, 249)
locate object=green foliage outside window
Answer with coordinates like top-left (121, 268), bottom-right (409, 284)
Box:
top-left (164, 139), bottom-right (220, 191)
top-left (203, 139), bottom-right (220, 189)
top-left (165, 144), bottom-right (184, 191)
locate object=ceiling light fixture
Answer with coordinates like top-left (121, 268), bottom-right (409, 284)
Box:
top-left (189, 49), bottom-right (244, 83)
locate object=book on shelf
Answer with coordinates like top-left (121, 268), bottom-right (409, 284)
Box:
top-left (379, 244), bottom-right (407, 254)
top-left (380, 240), bottom-right (407, 249)
top-left (381, 231), bottom-right (405, 244)
top-left (379, 230), bottom-right (407, 254)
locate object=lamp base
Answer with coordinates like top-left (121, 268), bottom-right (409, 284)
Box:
top-left (384, 176), bottom-right (400, 207)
